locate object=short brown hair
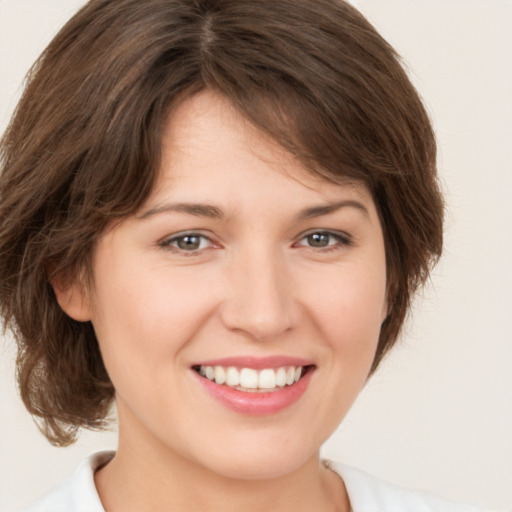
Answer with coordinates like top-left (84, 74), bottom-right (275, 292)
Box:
top-left (0, 0), bottom-right (443, 446)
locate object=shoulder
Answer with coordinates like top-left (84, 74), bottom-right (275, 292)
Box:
top-left (22, 451), bottom-right (113, 512)
top-left (326, 460), bottom-right (490, 512)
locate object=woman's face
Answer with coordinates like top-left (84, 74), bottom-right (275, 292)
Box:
top-left (75, 91), bottom-right (387, 479)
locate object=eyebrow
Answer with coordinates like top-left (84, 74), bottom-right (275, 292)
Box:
top-left (296, 200), bottom-right (369, 220)
top-left (137, 199), bottom-right (369, 221)
top-left (138, 202), bottom-right (224, 220)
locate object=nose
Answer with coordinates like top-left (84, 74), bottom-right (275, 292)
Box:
top-left (219, 247), bottom-right (300, 341)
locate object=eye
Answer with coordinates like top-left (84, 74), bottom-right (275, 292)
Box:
top-left (159, 232), bottom-right (214, 252)
top-left (296, 231), bottom-right (351, 250)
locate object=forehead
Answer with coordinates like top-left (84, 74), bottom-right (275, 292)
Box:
top-left (152, 90), bottom-right (373, 209)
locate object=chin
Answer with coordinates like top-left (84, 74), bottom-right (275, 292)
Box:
top-left (187, 432), bottom-right (319, 481)
top-left (207, 455), bottom-right (310, 481)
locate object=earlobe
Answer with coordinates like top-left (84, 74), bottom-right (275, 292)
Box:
top-left (50, 274), bottom-right (92, 322)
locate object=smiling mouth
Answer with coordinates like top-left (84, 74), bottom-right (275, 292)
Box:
top-left (192, 365), bottom-right (315, 393)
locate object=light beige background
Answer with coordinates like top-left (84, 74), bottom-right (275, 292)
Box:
top-left (1, 1), bottom-right (511, 510)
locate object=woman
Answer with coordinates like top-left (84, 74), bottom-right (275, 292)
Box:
top-left (0, 0), bottom-right (489, 510)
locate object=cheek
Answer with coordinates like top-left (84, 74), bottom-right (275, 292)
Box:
top-left (306, 264), bottom-right (386, 421)
top-left (90, 259), bottom-right (219, 371)
top-left (305, 261), bottom-right (386, 349)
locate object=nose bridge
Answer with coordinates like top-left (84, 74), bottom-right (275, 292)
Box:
top-left (221, 242), bottom-right (298, 340)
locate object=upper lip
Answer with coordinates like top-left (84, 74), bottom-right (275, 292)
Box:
top-left (192, 355), bottom-right (315, 369)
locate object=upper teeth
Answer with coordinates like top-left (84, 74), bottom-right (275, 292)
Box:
top-left (199, 365), bottom-right (303, 390)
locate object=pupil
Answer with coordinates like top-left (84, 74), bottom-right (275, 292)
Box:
top-left (178, 235), bottom-right (200, 250)
top-left (308, 233), bottom-right (329, 247)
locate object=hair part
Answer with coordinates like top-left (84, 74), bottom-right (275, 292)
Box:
top-left (0, 0), bottom-right (442, 445)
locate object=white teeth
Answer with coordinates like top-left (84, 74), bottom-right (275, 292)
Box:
top-left (286, 367), bottom-right (295, 385)
top-left (205, 366), bottom-right (215, 380)
top-left (214, 366), bottom-right (226, 385)
top-left (226, 366), bottom-right (240, 386)
top-left (198, 364), bottom-right (308, 391)
top-left (276, 367), bottom-right (287, 387)
top-left (258, 369), bottom-right (276, 389)
top-left (239, 368), bottom-right (258, 389)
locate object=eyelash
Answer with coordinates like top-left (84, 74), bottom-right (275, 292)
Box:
top-left (157, 230), bottom-right (352, 255)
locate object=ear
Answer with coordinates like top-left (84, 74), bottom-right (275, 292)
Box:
top-left (50, 273), bottom-right (92, 322)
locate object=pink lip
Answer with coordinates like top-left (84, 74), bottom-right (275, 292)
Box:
top-left (192, 355), bottom-right (314, 369)
top-left (192, 364), bottom-right (315, 416)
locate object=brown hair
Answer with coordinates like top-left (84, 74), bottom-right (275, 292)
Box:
top-left (0, 0), bottom-right (443, 446)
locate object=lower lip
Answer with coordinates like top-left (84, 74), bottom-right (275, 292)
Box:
top-left (193, 368), bottom-right (314, 415)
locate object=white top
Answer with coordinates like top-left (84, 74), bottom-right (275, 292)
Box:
top-left (23, 451), bottom-right (492, 512)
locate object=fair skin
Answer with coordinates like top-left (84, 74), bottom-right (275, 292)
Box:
top-left (55, 90), bottom-right (388, 512)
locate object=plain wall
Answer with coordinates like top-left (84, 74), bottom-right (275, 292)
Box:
top-left (1, 1), bottom-right (511, 510)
